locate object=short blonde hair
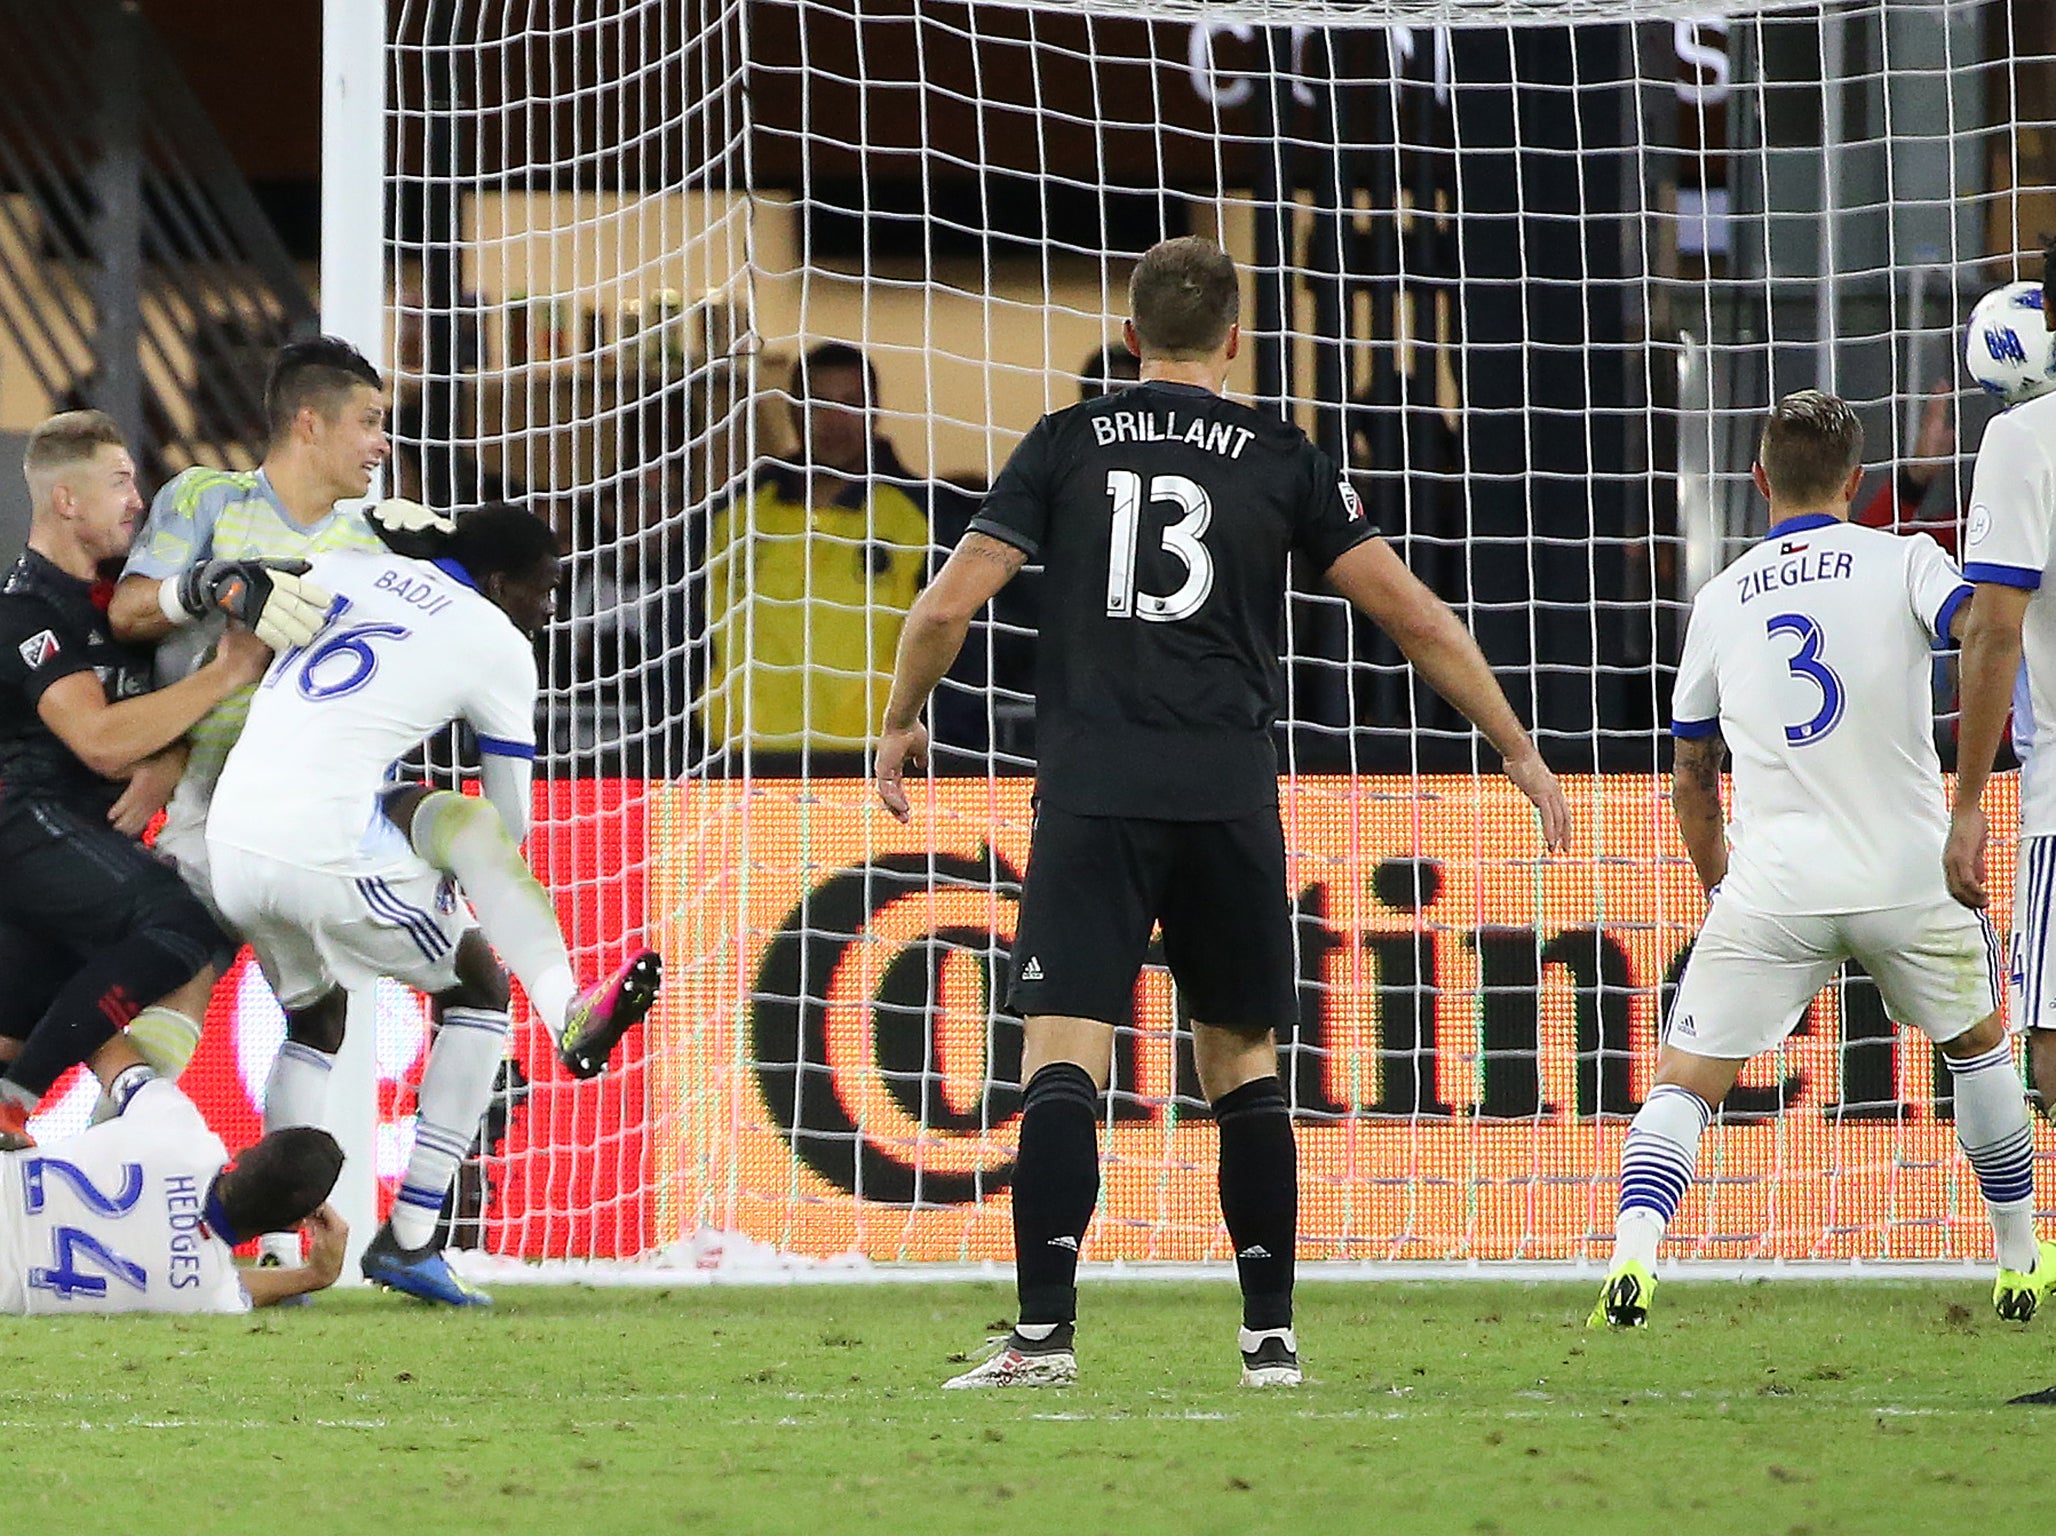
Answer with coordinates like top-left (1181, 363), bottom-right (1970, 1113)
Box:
top-left (24, 409), bottom-right (125, 483)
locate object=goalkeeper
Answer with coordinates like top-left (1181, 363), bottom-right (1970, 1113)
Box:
top-left (109, 336), bottom-right (386, 922)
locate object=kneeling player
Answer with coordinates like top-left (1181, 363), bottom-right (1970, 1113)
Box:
top-left (205, 504), bottom-right (660, 1306)
top-left (1593, 391), bottom-right (2048, 1328)
top-left (1, 1038), bottom-right (345, 1314)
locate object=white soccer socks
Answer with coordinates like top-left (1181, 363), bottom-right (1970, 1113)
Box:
top-left (1948, 1041), bottom-right (2040, 1274)
top-left (1611, 1084), bottom-right (1712, 1268)
top-left (389, 1006), bottom-right (509, 1249)
top-left (264, 1041), bottom-right (335, 1132)
top-left (411, 791), bottom-right (578, 1033)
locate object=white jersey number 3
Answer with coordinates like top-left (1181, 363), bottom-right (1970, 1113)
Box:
top-left (1105, 470), bottom-right (1215, 623)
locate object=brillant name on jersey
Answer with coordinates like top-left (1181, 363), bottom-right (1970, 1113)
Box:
top-left (1090, 410), bottom-right (1257, 459)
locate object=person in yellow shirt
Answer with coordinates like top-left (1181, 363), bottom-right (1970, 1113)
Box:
top-left (701, 343), bottom-right (932, 769)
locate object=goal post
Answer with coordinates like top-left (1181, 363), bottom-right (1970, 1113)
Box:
top-left (272, 0), bottom-right (2056, 1271)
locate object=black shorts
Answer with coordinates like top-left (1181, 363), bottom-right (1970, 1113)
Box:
top-left (0, 797), bottom-right (231, 1040)
top-left (1006, 804), bottom-right (1296, 1030)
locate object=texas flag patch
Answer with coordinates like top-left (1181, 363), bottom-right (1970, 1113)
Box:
top-left (1339, 478), bottom-right (1364, 520)
top-left (16, 629), bottom-right (58, 669)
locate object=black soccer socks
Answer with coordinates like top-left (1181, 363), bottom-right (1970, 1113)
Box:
top-left (1215, 1074), bottom-right (1297, 1332)
top-left (1011, 1061), bottom-right (1101, 1326)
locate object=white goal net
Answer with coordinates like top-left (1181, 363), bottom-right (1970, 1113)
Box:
top-left (336, 0), bottom-right (2056, 1267)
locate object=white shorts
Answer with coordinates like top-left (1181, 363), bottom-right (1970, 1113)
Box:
top-left (2011, 834), bottom-right (2056, 1032)
top-left (156, 787), bottom-right (230, 933)
top-left (206, 843), bottom-right (471, 1007)
top-left (1669, 894), bottom-right (2001, 1059)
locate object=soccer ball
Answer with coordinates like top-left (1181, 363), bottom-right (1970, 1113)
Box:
top-left (1964, 281), bottom-right (2056, 404)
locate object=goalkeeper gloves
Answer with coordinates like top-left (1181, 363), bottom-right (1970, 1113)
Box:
top-left (166, 558), bottom-right (334, 651)
top-left (368, 497), bottom-right (456, 538)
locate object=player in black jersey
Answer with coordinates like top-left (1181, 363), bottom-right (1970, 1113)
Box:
top-left (0, 412), bottom-right (274, 1147)
top-left (876, 238), bottom-right (1571, 1388)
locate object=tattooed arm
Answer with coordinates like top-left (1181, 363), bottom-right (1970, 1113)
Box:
top-left (876, 532), bottom-right (1028, 820)
top-left (1670, 731), bottom-right (1729, 893)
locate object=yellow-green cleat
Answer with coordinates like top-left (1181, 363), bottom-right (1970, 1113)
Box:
top-left (1994, 1239), bottom-right (2056, 1322)
top-left (1588, 1260), bottom-right (1657, 1329)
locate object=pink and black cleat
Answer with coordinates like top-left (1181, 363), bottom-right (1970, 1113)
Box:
top-left (554, 949), bottom-right (663, 1079)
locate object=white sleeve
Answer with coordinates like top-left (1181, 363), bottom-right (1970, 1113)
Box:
top-left (465, 629), bottom-right (537, 841)
top-left (479, 753), bottom-right (532, 844)
top-left (1964, 410), bottom-right (2056, 590)
top-left (1902, 533), bottom-right (1973, 646)
top-left (115, 1079), bottom-right (211, 1137)
top-left (465, 629), bottom-right (539, 761)
top-left (1670, 592), bottom-right (1720, 738)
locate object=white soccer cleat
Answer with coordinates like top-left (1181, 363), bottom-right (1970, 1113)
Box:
top-left (941, 1328), bottom-right (1078, 1389)
top-left (1238, 1326), bottom-right (1302, 1387)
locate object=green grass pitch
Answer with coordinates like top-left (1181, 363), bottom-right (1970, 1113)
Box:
top-left (5, 1280), bottom-right (2049, 1534)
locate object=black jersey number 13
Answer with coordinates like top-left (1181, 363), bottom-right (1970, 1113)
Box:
top-left (1105, 469), bottom-right (1215, 622)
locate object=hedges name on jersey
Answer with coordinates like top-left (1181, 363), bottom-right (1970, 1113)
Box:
top-left (0, 1080), bottom-right (249, 1314)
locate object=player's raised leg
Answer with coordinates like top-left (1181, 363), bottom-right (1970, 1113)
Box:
top-left (389, 784), bottom-right (661, 1078)
top-left (361, 930), bottom-right (507, 1307)
top-left (943, 1013), bottom-right (1107, 1389)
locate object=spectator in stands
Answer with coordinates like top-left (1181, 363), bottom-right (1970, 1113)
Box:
top-left (556, 390), bottom-right (693, 777)
top-left (1078, 341), bottom-right (1142, 400)
top-left (1854, 381), bottom-right (1958, 551)
top-left (699, 343), bottom-right (931, 772)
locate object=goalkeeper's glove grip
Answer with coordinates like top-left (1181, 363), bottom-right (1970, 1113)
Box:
top-left (164, 558), bottom-right (331, 651)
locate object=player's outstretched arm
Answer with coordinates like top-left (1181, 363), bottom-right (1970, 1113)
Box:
top-left (1670, 732), bottom-right (1729, 893)
top-left (243, 1204), bottom-right (348, 1308)
top-left (1324, 538), bottom-right (1571, 850)
top-left (1947, 583), bottom-right (2032, 908)
top-left (875, 531), bottom-right (1026, 822)
top-left (37, 624), bottom-right (273, 779)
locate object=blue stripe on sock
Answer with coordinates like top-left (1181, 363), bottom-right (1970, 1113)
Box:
top-left (412, 1125), bottom-right (473, 1159)
top-left (438, 1007), bottom-right (509, 1037)
top-left (1947, 1043), bottom-right (2015, 1076)
top-left (395, 1183), bottom-right (446, 1211)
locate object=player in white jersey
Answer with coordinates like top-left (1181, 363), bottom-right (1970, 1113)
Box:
top-left (0, 1037), bottom-right (345, 1314)
top-left (1948, 265), bottom-right (2056, 1131)
top-left (1591, 391), bottom-right (2050, 1329)
top-left (207, 504), bottom-right (660, 1306)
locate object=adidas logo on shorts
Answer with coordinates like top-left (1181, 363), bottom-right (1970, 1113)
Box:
top-left (1020, 957), bottom-right (1044, 981)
